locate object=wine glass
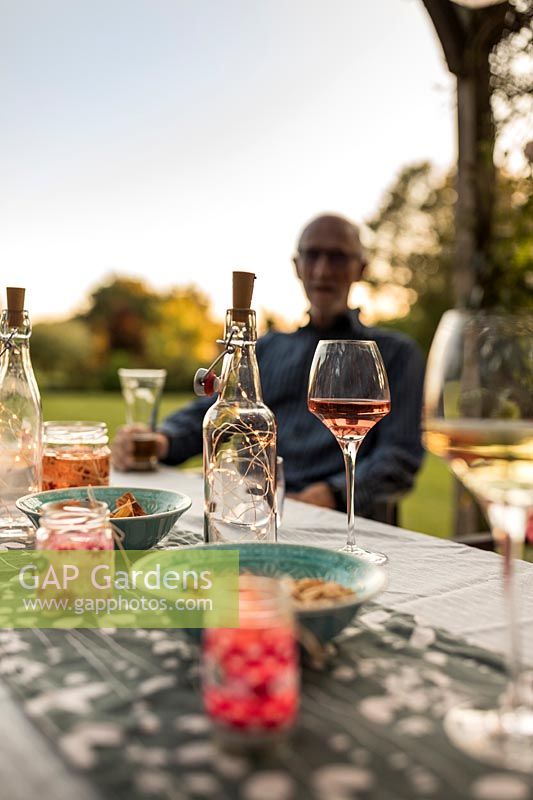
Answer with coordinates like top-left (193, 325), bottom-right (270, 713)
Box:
top-left (424, 310), bottom-right (533, 770)
top-left (308, 340), bottom-right (391, 564)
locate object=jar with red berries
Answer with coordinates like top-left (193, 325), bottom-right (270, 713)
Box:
top-left (202, 575), bottom-right (299, 749)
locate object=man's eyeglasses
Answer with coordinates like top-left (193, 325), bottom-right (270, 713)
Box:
top-left (297, 248), bottom-right (360, 269)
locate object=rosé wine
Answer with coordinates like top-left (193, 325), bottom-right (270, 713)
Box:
top-left (308, 397), bottom-right (390, 439)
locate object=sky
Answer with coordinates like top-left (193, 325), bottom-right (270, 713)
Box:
top-left (0, 0), bottom-right (456, 326)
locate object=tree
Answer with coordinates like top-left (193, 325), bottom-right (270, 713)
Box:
top-left (365, 162), bottom-right (532, 352)
top-left (31, 320), bottom-right (98, 389)
top-left (486, 169), bottom-right (533, 306)
top-left (33, 276), bottom-right (223, 391)
top-left (421, 0), bottom-right (532, 306)
top-left (490, 1), bottom-right (533, 171)
top-left (145, 286), bottom-right (220, 391)
top-left (81, 277), bottom-right (159, 359)
top-left (365, 162), bottom-right (455, 353)
top-left (366, 157), bottom-right (532, 539)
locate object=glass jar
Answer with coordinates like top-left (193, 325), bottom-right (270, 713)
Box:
top-left (202, 575), bottom-right (299, 749)
top-left (36, 500), bottom-right (113, 550)
top-left (42, 421), bottom-right (111, 490)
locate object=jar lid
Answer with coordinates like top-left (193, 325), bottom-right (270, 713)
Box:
top-left (39, 500), bottom-right (110, 532)
top-left (43, 421), bottom-right (109, 445)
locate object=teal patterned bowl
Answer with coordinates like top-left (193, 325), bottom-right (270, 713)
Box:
top-left (171, 542), bottom-right (387, 643)
top-left (16, 486), bottom-right (192, 550)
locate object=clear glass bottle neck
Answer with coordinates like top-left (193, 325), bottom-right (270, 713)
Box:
top-left (0, 309), bottom-right (32, 342)
top-left (220, 309), bottom-right (262, 403)
top-left (1, 311), bottom-right (35, 379)
top-left (224, 309), bottom-right (257, 342)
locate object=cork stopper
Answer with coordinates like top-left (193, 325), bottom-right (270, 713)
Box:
top-left (232, 272), bottom-right (255, 321)
top-left (6, 287), bottom-right (25, 327)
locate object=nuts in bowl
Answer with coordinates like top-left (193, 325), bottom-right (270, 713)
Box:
top-left (290, 577), bottom-right (355, 607)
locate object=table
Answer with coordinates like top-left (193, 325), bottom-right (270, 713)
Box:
top-left (1, 467), bottom-right (532, 800)
top-left (113, 469), bottom-right (533, 662)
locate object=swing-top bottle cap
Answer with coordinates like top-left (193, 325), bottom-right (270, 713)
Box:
top-left (6, 287), bottom-right (25, 327)
top-left (232, 271), bottom-right (255, 321)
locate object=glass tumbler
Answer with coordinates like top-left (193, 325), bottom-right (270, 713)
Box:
top-left (118, 369), bottom-right (167, 471)
top-left (202, 575), bottom-right (299, 750)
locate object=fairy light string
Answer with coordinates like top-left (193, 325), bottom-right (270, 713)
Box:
top-left (0, 330), bottom-right (16, 359)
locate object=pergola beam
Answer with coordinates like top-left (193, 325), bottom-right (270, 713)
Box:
top-left (421, 0), bottom-right (467, 75)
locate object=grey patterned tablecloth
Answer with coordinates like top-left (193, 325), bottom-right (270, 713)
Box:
top-left (0, 467), bottom-right (533, 800)
top-left (1, 604), bottom-right (533, 800)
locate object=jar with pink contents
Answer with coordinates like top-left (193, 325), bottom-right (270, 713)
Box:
top-left (36, 500), bottom-right (114, 551)
top-left (202, 575), bottom-right (299, 750)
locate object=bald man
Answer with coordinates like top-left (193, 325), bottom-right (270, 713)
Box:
top-left (113, 214), bottom-right (425, 521)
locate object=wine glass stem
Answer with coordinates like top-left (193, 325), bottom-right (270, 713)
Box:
top-left (343, 440), bottom-right (361, 550)
top-left (499, 527), bottom-right (523, 710)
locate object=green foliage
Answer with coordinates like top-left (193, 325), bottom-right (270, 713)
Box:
top-left (32, 278), bottom-right (222, 391)
top-left (365, 162), bottom-right (456, 353)
top-left (483, 173), bottom-right (533, 308)
top-left (365, 163), bottom-right (533, 352)
top-left (31, 320), bottom-right (99, 389)
top-left (81, 277), bottom-right (159, 356)
top-left (99, 350), bottom-right (138, 391)
top-left (490, 0), bottom-right (533, 173)
top-left (145, 287), bottom-right (220, 391)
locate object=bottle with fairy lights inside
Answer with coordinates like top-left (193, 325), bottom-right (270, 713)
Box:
top-left (202, 272), bottom-right (277, 543)
top-left (0, 287), bottom-right (42, 544)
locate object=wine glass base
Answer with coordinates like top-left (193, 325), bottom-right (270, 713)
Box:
top-left (445, 704), bottom-right (533, 773)
top-left (338, 544), bottom-right (388, 565)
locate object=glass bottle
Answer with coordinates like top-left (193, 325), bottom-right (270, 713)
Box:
top-left (0, 289), bottom-right (42, 544)
top-left (42, 421), bottom-right (111, 490)
top-left (203, 309), bottom-right (277, 542)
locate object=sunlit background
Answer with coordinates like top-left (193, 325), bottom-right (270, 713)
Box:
top-left (1, 0), bottom-right (455, 325)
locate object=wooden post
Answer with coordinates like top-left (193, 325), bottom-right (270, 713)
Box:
top-left (421, 0), bottom-right (508, 538)
top-left (422, 1), bottom-right (507, 307)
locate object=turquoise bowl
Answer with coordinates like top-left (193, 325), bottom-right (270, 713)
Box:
top-left (16, 486), bottom-right (192, 550)
top-left (139, 542), bottom-right (386, 643)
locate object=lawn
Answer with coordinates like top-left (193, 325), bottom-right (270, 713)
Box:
top-left (401, 453), bottom-right (452, 538)
top-left (43, 392), bottom-right (192, 440)
top-left (42, 392), bottom-right (454, 540)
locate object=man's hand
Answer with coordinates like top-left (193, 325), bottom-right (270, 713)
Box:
top-left (111, 424), bottom-right (169, 471)
top-left (286, 481), bottom-right (336, 509)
